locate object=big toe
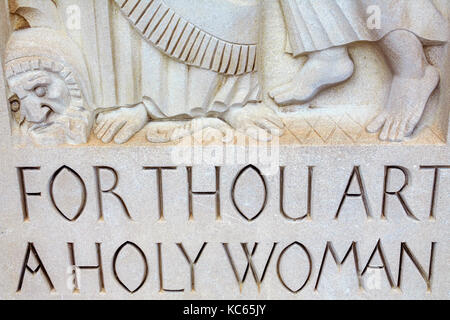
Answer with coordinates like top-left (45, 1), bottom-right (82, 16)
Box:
top-left (274, 89), bottom-right (299, 106)
top-left (269, 83), bottom-right (292, 99)
top-left (367, 113), bottom-right (387, 133)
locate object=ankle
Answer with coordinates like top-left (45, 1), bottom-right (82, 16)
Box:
top-left (393, 62), bottom-right (429, 79)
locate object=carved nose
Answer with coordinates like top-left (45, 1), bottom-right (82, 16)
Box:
top-left (22, 102), bottom-right (52, 123)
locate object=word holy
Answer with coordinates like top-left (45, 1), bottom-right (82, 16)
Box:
top-left (16, 165), bottom-right (449, 222)
top-left (17, 240), bottom-right (435, 295)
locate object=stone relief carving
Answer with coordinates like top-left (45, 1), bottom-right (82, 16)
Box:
top-left (5, 1), bottom-right (94, 145)
top-left (0, 0), bottom-right (448, 145)
top-left (5, 28), bottom-right (94, 145)
top-left (95, 0), bottom-right (283, 144)
top-left (271, 0), bottom-right (448, 142)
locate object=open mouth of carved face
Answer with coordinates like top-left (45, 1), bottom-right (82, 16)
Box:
top-left (28, 105), bottom-right (53, 125)
top-left (9, 96), bottom-right (54, 128)
top-left (29, 114), bottom-right (54, 132)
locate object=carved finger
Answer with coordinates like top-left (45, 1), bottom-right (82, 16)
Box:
top-left (102, 120), bottom-right (126, 144)
top-left (94, 118), bottom-right (109, 136)
top-left (146, 127), bottom-right (172, 143)
top-left (196, 118), bottom-right (234, 142)
top-left (169, 121), bottom-right (195, 141)
top-left (171, 126), bottom-right (192, 141)
top-left (96, 120), bottom-right (113, 139)
top-left (96, 112), bottom-right (105, 124)
top-left (113, 123), bottom-right (140, 144)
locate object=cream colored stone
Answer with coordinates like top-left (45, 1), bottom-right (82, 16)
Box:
top-left (1, 0), bottom-right (448, 145)
top-left (0, 0), bottom-right (449, 300)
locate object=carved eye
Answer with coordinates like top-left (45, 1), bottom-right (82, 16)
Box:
top-left (9, 99), bottom-right (20, 113)
top-left (34, 86), bottom-right (47, 97)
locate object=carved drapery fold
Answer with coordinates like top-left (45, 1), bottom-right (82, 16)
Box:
top-left (281, 0), bottom-right (448, 56)
top-left (114, 0), bottom-right (258, 75)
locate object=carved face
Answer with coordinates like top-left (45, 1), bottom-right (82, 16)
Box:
top-left (7, 70), bottom-right (71, 125)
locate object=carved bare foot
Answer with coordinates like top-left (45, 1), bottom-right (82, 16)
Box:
top-left (95, 103), bottom-right (148, 144)
top-left (367, 66), bottom-right (439, 142)
top-left (270, 48), bottom-right (354, 106)
top-left (146, 118), bottom-right (232, 143)
top-left (222, 103), bottom-right (285, 141)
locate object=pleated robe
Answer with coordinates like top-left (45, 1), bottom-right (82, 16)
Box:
top-left (62, 0), bottom-right (262, 119)
top-left (280, 0), bottom-right (448, 56)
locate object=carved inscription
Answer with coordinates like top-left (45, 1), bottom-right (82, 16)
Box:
top-left (15, 165), bottom-right (448, 222)
top-left (16, 241), bottom-right (437, 295)
top-left (1, 0), bottom-right (449, 301)
top-left (8, 164), bottom-right (448, 296)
